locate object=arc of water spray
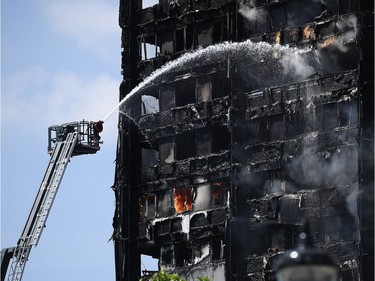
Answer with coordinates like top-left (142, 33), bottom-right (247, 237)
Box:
top-left (101, 40), bottom-right (312, 122)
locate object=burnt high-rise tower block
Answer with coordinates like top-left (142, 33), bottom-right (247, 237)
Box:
top-left (112, 0), bottom-right (374, 280)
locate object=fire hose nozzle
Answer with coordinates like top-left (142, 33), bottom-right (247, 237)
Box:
top-left (93, 120), bottom-right (104, 134)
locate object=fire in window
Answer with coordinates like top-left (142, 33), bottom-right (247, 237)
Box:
top-left (212, 181), bottom-right (229, 207)
top-left (173, 187), bottom-right (193, 213)
top-left (196, 76), bottom-right (212, 103)
top-left (159, 137), bottom-right (175, 164)
top-left (159, 85), bottom-right (175, 112)
top-left (139, 194), bottom-right (156, 219)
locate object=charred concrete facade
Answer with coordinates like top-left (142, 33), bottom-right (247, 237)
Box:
top-left (113, 0), bottom-right (374, 280)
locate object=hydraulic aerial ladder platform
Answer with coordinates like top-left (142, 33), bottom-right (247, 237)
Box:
top-left (1, 120), bottom-right (104, 281)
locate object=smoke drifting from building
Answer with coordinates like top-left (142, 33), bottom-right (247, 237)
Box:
top-left (113, 0), bottom-right (374, 280)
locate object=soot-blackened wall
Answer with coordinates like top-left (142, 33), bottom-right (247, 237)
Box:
top-left (113, 0), bottom-right (374, 280)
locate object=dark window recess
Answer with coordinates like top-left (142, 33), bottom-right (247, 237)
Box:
top-left (211, 238), bottom-right (224, 261)
top-left (249, 118), bottom-right (268, 143)
top-left (141, 95), bottom-right (159, 115)
top-left (159, 31), bottom-right (174, 56)
top-left (212, 126), bottom-right (230, 153)
top-left (325, 0), bottom-right (338, 16)
top-left (159, 85), bottom-right (175, 112)
top-left (157, 190), bottom-right (174, 217)
top-left (213, 21), bottom-right (226, 44)
top-left (175, 78), bottom-right (195, 107)
top-left (212, 71), bottom-right (230, 99)
top-left (142, 148), bottom-right (159, 168)
top-left (173, 187), bottom-right (193, 213)
top-left (160, 245), bottom-right (174, 268)
top-left (175, 28), bottom-right (184, 53)
top-left (338, 0), bottom-right (352, 15)
top-left (197, 26), bottom-right (212, 47)
top-left (186, 25), bottom-right (194, 50)
top-left (269, 115), bottom-right (284, 141)
top-left (139, 194), bottom-right (156, 219)
top-left (196, 130), bottom-right (212, 156)
top-left (196, 76), bottom-right (212, 103)
top-left (193, 183), bottom-right (212, 211)
top-left (286, 0), bottom-right (323, 28)
top-left (159, 137), bottom-right (175, 164)
top-left (176, 133), bottom-right (195, 160)
top-left (175, 245), bottom-right (192, 267)
top-left (270, 5), bottom-right (286, 31)
top-left (322, 103), bottom-right (339, 131)
top-left (338, 100), bottom-right (358, 127)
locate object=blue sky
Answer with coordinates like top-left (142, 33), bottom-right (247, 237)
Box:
top-left (1, 1), bottom-right (127, 280)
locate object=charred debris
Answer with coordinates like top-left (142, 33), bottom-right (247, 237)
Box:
top-left (113, 0), bottom-right (374, 280)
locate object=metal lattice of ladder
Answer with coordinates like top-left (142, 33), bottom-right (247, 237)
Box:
top-left (7, 132), bottom-right (78, 281)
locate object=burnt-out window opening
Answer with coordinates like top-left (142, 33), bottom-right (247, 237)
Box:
top-left (250, 118), bottom-right (268, 144)
top-left (139, 194), bottom-right (157, 219)
top-left (285, 0), bottom-right (325, 28)
top-left (186, 25), bottom-right (194, 50)
top-left (193, 243), bottom-right (210, 264)
top-left (211, 238), bottom-right (224, 261)
top-left (196, 76), bottom-right (212, 103)
top-left (159, 85), bottom-right (175, 112)
top-left (175, 78), bottom-right (195, 107)
top-left (159, 137), bottom-right (175, 164)
top-left (141, 94), bottom-right (159, 115)
top-left (212, 20), bottom-right (227, 44)
top-left (193, 183), bottom-right (212, 211)
top-left (157, 190), bottom-right (174, 217)
top-left (342, 99), bottom-right (358, 126)
top-left (174, 187), bottom-right (193, 213)
top-left (140, 35), bottom-right (159, 60)
top-left (338, 0), bottom-right (357, 15)
top-left (239, 7), bottom-right (268, 36)
top-left (196, 129), bottom-right (212, 157)
top-left (141, 0), bottom-right (159, 9)
top-left (175, 244), bottom-right (192, 267)
top-left (212, 70), bottom-right (230, 99)
top-left (269, 114), bottom-right (285, 141)
top-left (176, 133), bottom-right (195, 160)
top-left (270, 5), bottom-right (286, 31)
top-left (159, 31), bottom-right (174, 56)
top-left (197, 25), bottom-right (212, 47)
top-left (142, 148), bottom-right (159, 168)
top-left (175, 28), bottom-right (184, 53)
top-left (212, 126), bottom-right (230, 153)
top-left (160, 245), bottom-right (174, 269)
top-left (264, 171), bottom-right (285, 195)
top-left (212, 181), bottom-right (229, 206)
top-left (322, 103), bottom-right (339, 131)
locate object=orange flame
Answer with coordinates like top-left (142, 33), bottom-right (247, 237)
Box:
top-left (174, 187), bottom-right (192, 213)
